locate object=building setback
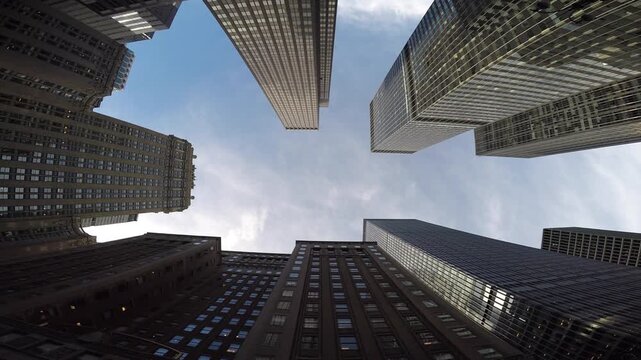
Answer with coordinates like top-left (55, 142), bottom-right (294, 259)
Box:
top-left (0, 92), bottom-right (196, 235)
top-left (203, 0), bottom-right (338, 129)
top-left (542, 227), bottom-right (641, 268)
top-left (0, 0), bottom-right (133, 110)
top-left (370, 0), bottom-right (641, 154)
top-left (238, 241), bottom-right (521, 360)
top-left (364, 219), bottom-right (641, 360)
top-left (43, 0), bottom-right (183, 44)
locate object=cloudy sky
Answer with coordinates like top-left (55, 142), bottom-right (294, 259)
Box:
top-left (89, 0), bottom-right (641, 253)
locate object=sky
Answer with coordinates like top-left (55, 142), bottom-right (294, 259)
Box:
top-left (88, 0), bottom-right (641, 253)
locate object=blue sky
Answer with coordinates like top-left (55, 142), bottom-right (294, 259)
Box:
top-left (89, 0), bottom-right (641, 253)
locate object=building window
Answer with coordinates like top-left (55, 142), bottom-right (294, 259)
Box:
top-left (452, 327), bottom-right (475, 339)
top-left (237, 330), bottom-right (248, 339)
top-left (370, 318), bottom-right (388, 329)
top-left (339, 336), bottom-right (358, 350)
top-left (227, 343), bottom-right (240, 353)
top-left (187, 338), bottom-right (202, 347)
top-left (169, 335), bottom-right (183, 344)
top-left (282, 290), bottom-right (294, 297)
top-left (304, 318), bottom-right (319, 329)
top-left (335, 304), bottom-right (348, 313)
top-left (208, 341), bottom-right (222, 351)
top-left (271, 315), bottom-right (286, 326)
top-left (219, 328), bottom-right (232, 337)
top-left (437, 314), bottom-right (455, 323)
top-left (301, 335), bottom-right (319, 350)
top-left (306, 303), bottom-right (319, 312)
top-left (183, 324), bottom-right (197, 332)
top-left (418, 331), bottom-right (439, 346)
top-left (337, 318), bottom-right (352, 329)
top-left (478, 347), bottom-right (502, 359)
top-left (200, 327), bottom-right (213, 335)
top-left (433, 353), bottom-right (455, 360)
top-left (379, 335), bottom-right (400, 349)
top-left (211, 316), bottom-right (222, 323)
top-left (422, 300), bottom-right (438, 308)
top-left (264, 333), bottom-right (279, 346)
top-left (153, 348), bottom-right (169, 356)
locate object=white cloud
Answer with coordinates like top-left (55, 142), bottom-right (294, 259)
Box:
top-left (338, 0), bottom-right (431, 27)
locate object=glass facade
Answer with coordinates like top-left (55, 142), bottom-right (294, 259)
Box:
top-left (364, 219), bottom-right (641, 359)
top-left (203, 0), bottom-right (337, 129)
top-left (475, 76), bottom-right (641, 157)
top-left (542, 227), bottom-right (641, 268)
top-left (370, 0), bottom-right (641, 153)
top-left (238, 241), bottom-right (521, 359)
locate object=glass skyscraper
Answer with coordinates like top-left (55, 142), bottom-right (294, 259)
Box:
top-left (204, 0), bottom-right (338, 129)
top-left (542, 227), bottom-right (641, 268)
top-left (370, 0), bottom-right (641, 154)
top-left (364, 219), bottom-right (641, 359)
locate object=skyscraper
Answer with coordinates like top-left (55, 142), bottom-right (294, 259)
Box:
top-left (0, 233), bottom-right (221, 329)
top-left (542, 227), bottom-right (641, 267)
top-left (0, 0), bottom-right (134, 110)
top-left (0, 93), bottom-right (196, 240)
top-left (44, 0), bottom-right (183, 43)
top-left (238, 241), bottom-right (521, 359)
top-left (475, 76), bottom-right (641, 157)
top-left (204, 0), bottom-right (338, 129)
top-left (0, 216), bottom-right (95, 259)
top-left (364, 219), bottom-right (641, 359)
top-left (370, 1), bottom-right (641, 154)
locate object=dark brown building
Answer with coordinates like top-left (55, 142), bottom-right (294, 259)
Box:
top-left (0, 216), bottom-right (95, 260)
top-left (238, 241), bottom-right (522, 360)
top-left (0, 233), bottom-right (221, 332)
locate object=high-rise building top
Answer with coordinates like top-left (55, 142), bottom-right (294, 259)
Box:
top-left (364, 219), bottom-right (641, 359)
top-left (44, 0), bottom-right (183, 43)
top-left (0, 0), bottom-right (132, 110)
top-left (542, 227), bottom-right (641, 268)
top-left (204, 0), bottom-right (338, 129)
top-left (0, 94), bottom-right (195, 227)
top-left (239, 240), bottom-right (521, 359)
top-left (370, 0), bottom-right (641, 153)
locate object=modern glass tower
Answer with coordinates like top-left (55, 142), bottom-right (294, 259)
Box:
top-left (204, 0), bottom-right (338, 129)
top-left (364, 219), bottom-right (641, 360)
top-left (542, 227), bottom-right (641, 268)
top-left (370, 0), bottom-right (641, 154)
top-left (238, 241), bottom-right (521, 359)
top-left (43, 0), bottom-right (183, 43)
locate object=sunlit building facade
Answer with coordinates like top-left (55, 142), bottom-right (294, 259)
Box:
top-left (542, 227), bottom-right (641, 268)
top-left (370, 0), bottom-right (641, 153)
top-left (0, 94), bottom-right (196, 236)
top-left (364, 219), bottom-right (641, 360)
top-left (204, 0), bottom-right (338, 129)
top-left (238, 241), bottom-right (521, 359)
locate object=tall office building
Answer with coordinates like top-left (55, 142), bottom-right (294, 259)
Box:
top-left (0, 233), bottom-right (221, 330)
top-left (44, 0), bottom-right (183, 44)
top-left (204, 0), bottom-right (338, 129)
top-left (0, 216), bottom-right (95, 259)
top-left (370, 0), bottom-right (641, 153)
top-left (238, 241), bottom-right (521, 359)
top-left (475, 76), bottom-right (641, 157)
top-left (113, 251), bottom-right (290, 359)
top-left (542, 227), bottom-right (641, 268)
top-left (364, 219), bottom-right (641, 359)
top-left (0, 0), bottom-right (134, 110)
top-left (0, 93), bottom-right (196, 237)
